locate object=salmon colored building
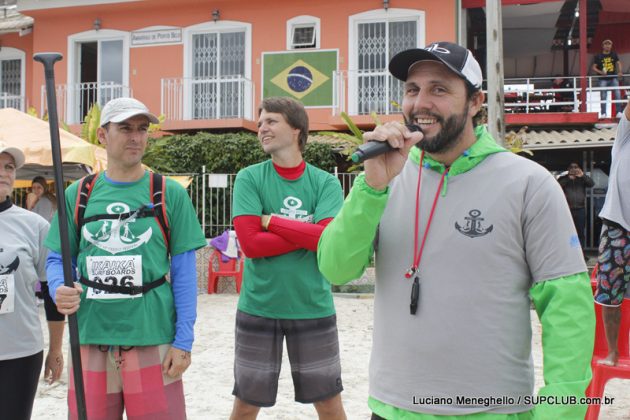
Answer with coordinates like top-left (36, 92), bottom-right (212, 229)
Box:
top-left (0, 0), bottom-right (458, 132)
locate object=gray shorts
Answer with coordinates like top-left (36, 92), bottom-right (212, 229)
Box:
top-left (232, 310), bottom-right (343, 407)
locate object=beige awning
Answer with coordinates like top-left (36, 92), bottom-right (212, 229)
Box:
top-left (0, 107), bottom-right (107, 180)
top-left (0, 8), bottom-right (33, 34)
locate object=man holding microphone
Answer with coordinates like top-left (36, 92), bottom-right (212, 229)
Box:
top-left (319, 41), bottom-right (595, 419)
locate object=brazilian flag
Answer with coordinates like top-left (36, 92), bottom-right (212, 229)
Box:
top-left (262, 50), bottom-right (337, 106)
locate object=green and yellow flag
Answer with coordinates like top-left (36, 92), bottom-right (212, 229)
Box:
top-left (262, 50), bottom-right (337, 106)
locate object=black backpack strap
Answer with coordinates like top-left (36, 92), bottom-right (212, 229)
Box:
top-left (75, 173), bottom-right (99, 242)
top-left (79, 275), bottom-right (167, 295)
top-left (150, 172), bottom-right (170, 252)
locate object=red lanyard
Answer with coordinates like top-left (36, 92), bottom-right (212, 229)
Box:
top-left (405, 151), bottom-right (448, 279)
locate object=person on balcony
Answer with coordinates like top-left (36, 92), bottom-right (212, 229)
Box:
top-left (591, 39), bottom-right (624, 118)
top-left (557, 162), bottom-right (594, 248)
top-left (318, 41), bottom-right (595, 419)
top-left (230, 97), bottom-right (346, 419)
top-left (551, 75), bottom-right (573, 112)
top-left (594, 96), bottom-right (630, 366)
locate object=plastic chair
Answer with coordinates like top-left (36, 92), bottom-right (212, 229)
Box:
top-left (585, 297), bottom-right (630, 419)
top-left (207, 249), bottom-right (243, 294)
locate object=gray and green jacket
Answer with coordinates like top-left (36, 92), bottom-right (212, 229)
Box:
top-left (319, 125), bottom-right (595, 419)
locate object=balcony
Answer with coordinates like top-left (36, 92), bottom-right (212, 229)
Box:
top-left (333, 70), bottom-right (403, 117)
top-left (41, 82), bottom-right (131, 124)
top-left (333, 71), bottom-right (629, 123)
top-left (161, 76), bottom-right (254, 130)
top-left (0, 93), bottom-right (24, 111)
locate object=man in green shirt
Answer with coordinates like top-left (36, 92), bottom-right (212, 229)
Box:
top-left (318, 42), bottom-right (595, 419)
top-left (47, 97), bottom-right (206, 419)
top-left (230, 97), bottom-right (346, 419)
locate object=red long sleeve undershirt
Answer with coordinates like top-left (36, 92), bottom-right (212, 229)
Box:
top-left (233, 160), bottom-right (333, 258)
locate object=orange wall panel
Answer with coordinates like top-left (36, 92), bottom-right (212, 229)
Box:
top-left (22, 0), bottom-right (457, 127)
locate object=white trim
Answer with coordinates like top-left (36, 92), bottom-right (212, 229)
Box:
top-left (0, 47), bottom-right (26, 111)
top-left (18, 0), bottom-right (139, 12)
top-left (286, 15), bottom-right (320, 50)
top-left (67, 29), bottom-right (130, 123)
top-left (182, 20), bottom-right (252, 120)
top-left (347, 8), bottom-right (425, 114)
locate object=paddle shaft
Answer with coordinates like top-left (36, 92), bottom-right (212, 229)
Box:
top-left (33, 52), bottom-right (88, 420)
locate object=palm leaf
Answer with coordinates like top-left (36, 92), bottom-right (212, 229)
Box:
top-left (340, 112), bottom-right (364, 140)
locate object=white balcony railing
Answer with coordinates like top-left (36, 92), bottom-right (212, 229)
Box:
top-left (0, 93), bottom-right (24, 111)
top-left (41, 82), bottom-right (131, 124)
top-left (161, 76), bottom-right (254, 122)
top-left (333, 72), bottom-right (630, 118)
top-left (333, 70), bottom-right (404, 117)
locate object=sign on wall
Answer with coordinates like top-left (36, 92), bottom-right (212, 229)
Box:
top-left (131, 28), bottom-right (182, 47)
top-left (262, 50), bottom-right (337, 107)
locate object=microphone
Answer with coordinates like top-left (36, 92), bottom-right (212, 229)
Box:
top-left (351, 124), bottom-right (423, 163)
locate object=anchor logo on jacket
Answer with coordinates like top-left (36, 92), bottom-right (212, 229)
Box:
top-left (455, 209), bottom-right (493, 238)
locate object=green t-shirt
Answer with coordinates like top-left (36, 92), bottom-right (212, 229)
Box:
top-left (232, 160), bottom-right (343, 319)
top-left (45, 171), bottom-right (206, 346)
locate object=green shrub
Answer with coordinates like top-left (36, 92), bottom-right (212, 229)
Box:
top-left (143, 131), bottom-right (339, 174)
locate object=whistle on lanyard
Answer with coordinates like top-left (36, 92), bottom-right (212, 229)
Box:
top-left (410, 276), bottom-right (420, 315)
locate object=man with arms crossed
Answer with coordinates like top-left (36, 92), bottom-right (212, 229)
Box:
top-left (230, 96), bottom-right (346, 419)
top-left (319, 42), bottom-right (595, 419)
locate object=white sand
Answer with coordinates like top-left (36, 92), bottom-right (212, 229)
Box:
top-left (32, 294), bottom-right (629, 419)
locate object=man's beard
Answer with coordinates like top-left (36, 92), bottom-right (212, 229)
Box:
top-left (414, 106), bottom-right (469, 154)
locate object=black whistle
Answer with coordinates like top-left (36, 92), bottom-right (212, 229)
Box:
top-left (410, 276), bottom-right (420, 315)
top-left (351, 124), bottom-right (423, 163)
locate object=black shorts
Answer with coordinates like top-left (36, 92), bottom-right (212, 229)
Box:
top-left (232, 310), bottom-right (343, 407)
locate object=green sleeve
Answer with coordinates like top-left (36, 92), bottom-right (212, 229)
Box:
top-left (44, 180), bottom-right (80, 256)
top-left (232, 169), bottom-right (262, 218)
top-left (313, 175), bottom-right (343, 222)
top-left (529, 272), bottom-right (595, 419)
top-left (317, 174), bottom-right (389, 285)
top-left (166, 179), bottom-right (207, 256)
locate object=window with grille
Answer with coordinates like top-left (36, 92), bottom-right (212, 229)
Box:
top-left (355, 19), bottom-right (417, 115)
top-left (191, 30), bottom-right (246, 119)
top-left (0, 58), bottom-right (22, 109)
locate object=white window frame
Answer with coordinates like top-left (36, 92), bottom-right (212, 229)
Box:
top-left (67, 29), bottom-right (130, 124)
top-left (0, 47), bottom-right (26, 111)
top-left (183, 20), bottom-right (252, 120)
top-left (286, 15), bottom-right (320, 50)
top-left (348, 9), bottom-right (425, 115)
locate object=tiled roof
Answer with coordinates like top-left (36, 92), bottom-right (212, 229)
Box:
top-left (310, 125), bottom-right (618, 152)
top-left (0, 8), bottom-right (33, 33)
top-left (519, 125), bottom-right (617, 150)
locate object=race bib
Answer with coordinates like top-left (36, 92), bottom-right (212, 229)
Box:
top-left (86, 255), bottom-right (143, 300)
top-left (0, 274), bottom-right (15, 314)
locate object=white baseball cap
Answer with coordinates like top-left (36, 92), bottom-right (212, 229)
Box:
top-left (0, 141), bottom-right (25, 169)
top-left (100, 97), bottom-right (159, 127)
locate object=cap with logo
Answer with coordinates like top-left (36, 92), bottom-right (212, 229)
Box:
top-left (100, 97), bottom-right (159, 127)
top-left (389, 41), bottom-right (483, 90)
top-left (0, 141), bottom-right (25, 169)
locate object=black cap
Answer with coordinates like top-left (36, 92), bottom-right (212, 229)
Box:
top-left (389, 41), bottom-right (483, 89)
